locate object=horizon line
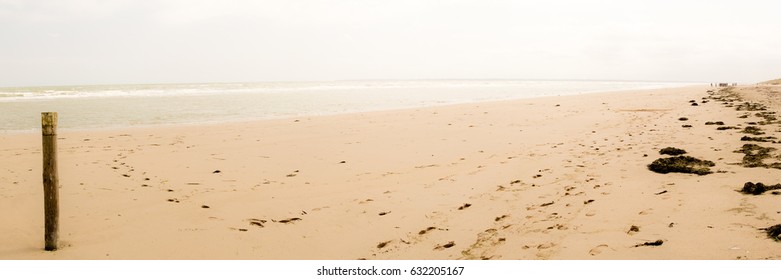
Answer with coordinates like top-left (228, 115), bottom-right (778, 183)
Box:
top-left (0, 78), bottom-right (709, 89)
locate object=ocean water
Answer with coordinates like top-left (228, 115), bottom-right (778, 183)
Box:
top-left (0, 80), bottom-right (693, 132)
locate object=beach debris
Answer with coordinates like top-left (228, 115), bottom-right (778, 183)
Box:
top-left (734, 144), bottom-right (779, 168)
top-left (739, 182), bottom-right (781, 195)
top-left (678, 117), bottom-right (689, 121)
top-left (583, 199), bottom-right (595, 204)
top-left (212, 170), bottom-right (221, 174)
top-left (740, 136), bottom-right (777, 143)
top-left (659, 147), bottom-right (687, 156)
top-left (705, 121), bottom-right (725, 125)
top-left (339, 160), bottom-right (347, 164)
top-left (378, 211), bottom-right (391, 216)
top-left (682, 125), bottom-right (692, 128)
top-left (458, 203), bottom-right (472, 210)
top-left (540, 201), bottom-right (554, 207)
top-left (495, 215), bottom-right (509, 222)
top-left (167, 198), bottom-right (180, 203)
top-left (634, 240), bottom-right (664, 247)
top-left (201, 205), bottom-right (210, 209)
top-left (716, 126), bottom-right (739, 130)
top-left (627, 225), bottom-right (640, 234)
top-left (648, 156), bottom-right (715, 175)
top-left (741, 126), bottom-right (764, 135)
top-left (735, 102), bottom-right (767, 111)
top-left (654, 190), bottom-right (668, 195)
top-left (691, 103), bottom-right (698, 106)
top-left (755, 111), bottom-right (778, 124)
top-left (761, 224), bottom-right (781, 241)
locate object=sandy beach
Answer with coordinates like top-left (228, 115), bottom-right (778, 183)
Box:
top-left (1, 85), bottom-right (780, 260)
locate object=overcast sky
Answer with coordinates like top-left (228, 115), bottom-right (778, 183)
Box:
top-left (0, 0), bottom-right (779, 87)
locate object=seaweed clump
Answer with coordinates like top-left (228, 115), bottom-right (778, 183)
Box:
top-left (735, 102), bottom-right (767, 111)
top-left (755, 112), bottom-right (778, 124)
top-left (648, 156), bottom-right (715, 175)
top-left (741, 126), bottom-right (764, 135)
top-left (761, 225), bottom-right (781, 242)
top-left (659, 147), bottom-right (687, 156)
top-left (740, 136), bottom-right (777, 143)
top-left (740, 182), bottom-right (781, 195)
top-left (734, 144), bottom-right (777, 168)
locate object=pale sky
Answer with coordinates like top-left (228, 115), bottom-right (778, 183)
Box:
top-left (1, 0), bottom-right (779, 87)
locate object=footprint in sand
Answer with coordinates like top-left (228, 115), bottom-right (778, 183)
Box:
top-left (276, 217), bottom-right (302, 224)
top-left (376, 240), bottom-right (392, 249)
top-left (494, 215), bottom-right (509, 222)
top-left (536, 242), bottom-right (556, 251)
top-left (434, 241), bottom-right (456, 250)
top-left (589, 244), bottom-right (611, 256)
top-left (418, 226), bottom-right (437, 235)
top-left (249, 218), bottom-right (267, 227)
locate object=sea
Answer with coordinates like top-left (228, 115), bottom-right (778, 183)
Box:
top-left (0, 80), bottom-right (694, 132)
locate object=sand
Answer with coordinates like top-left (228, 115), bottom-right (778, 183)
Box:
top-left (1, 85), bottom-right (780, 260)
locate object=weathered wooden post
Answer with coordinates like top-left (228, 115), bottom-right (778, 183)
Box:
top-left (41, 112), bottom-right (59, 251)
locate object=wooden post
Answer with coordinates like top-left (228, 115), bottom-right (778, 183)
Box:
top-left (41, 112), bottom-right (59, 251)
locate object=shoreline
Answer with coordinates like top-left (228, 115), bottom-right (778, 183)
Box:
top-left (1, 84), bottom-right (703, 136)
top-left (0, 81), bottom-right (699, 134)
top-left (2, 84), bottom-right (780, 260)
